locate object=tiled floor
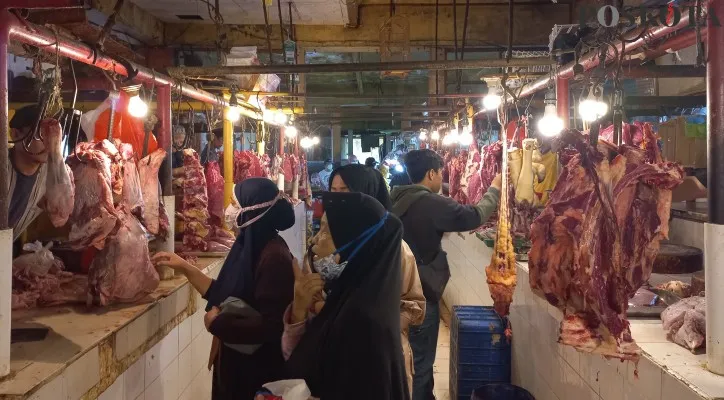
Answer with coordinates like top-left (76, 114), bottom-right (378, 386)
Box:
top-left (433, 305), bottom-right (452, 400)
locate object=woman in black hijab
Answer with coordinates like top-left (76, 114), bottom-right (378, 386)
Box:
top-left (326, 164), bottom-right (425, 397)
top-left (153, 177), bottom-right (295, 400)
top-left (329, 163), bottom-right (392, 209)
top-left (284, 192), bottom-right (410, 399)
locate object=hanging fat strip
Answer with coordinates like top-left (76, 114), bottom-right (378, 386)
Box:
top-left (485, 108), bottom-right (517, 319)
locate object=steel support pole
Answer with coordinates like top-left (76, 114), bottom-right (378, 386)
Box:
top-left (556, 78), bottom-right (569, 129)
top-left (171, 57), bottom-right (554, 76)
top-left (156, 84), bottom-right (174, 277)
top-left (706, 0), bottom-right (724, 376)
top-left (0, 14), bottom-right (10, 379)
top-left (223, 117), bottom-right (234, 209)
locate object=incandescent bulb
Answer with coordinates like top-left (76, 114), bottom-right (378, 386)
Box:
top-left (312, 136), bottom-right (320, 145)
top-left (431, 130), bottom-right (440, 140)
top-left (225, 106), bottom-right (241, 122)
top-left (128, 95), bottom-right (148, 118)
top-left (482, 93), bottom-right (502, 111)
top-left (578, 98), bottom-right (609, 122)
top-left (300, 137), bottom-right (313, 149)
top-left (275, 111), bottom-right (288, 125)
top-left (419, 130), bottom-right (428, 140)
top-left (537, 104), bottom-right (564, 137)
top-left (458, 131), bottom-right (473, 146)
top-left (284, 126), bottom-right (298, 138)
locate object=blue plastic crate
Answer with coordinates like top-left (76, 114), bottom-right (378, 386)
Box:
top-left (449, 306), bottom-right (512, 400)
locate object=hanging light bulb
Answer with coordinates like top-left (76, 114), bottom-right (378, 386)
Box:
top-left (579, 86), bottom-right (609, 122)
top-left (274, 111), bottom-right (288, 125)
top-left (538, 104), bottom-right (564, 137)
top-left (312, 136), bottom-right (320, 145)
top-left (419, 129), bottom-right (428, 141)
top-left (128, 95), bottom-right (148, 118)
top-left (483, 92), bottom-right (502, 111)
top-left (300, 137), bottom-right (313, 149)
top-left (284, 126), bottom-right (298, 138)
top-left (225, 106), bottom-right (241, 122)
top-left (448, 127), bottom-right (459, 142)
top-left (431, 130), bottom-right (440, 141)
top-left (458, 131), bottom-right (473, 146)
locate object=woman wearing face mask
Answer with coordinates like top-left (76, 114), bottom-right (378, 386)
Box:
top-left (284, 192), bottom-right (410, 399)
top-left (152, 178), bottom-right (295, 400)
top-left (327, 164), bottom-right (425, 397)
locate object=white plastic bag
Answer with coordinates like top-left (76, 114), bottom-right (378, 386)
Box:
top-left (261, 380), bottom-right (312, 400)
top-left (13, 241), bottom-right (55, 275)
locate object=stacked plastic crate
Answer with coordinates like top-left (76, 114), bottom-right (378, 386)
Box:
top-left (450, 306), bottom-right (512, 400)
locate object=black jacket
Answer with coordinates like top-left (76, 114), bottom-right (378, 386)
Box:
top-left (390, 185), bottom-right (500, 302)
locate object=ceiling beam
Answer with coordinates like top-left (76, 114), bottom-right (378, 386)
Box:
top-left (623, 96), bottom-right (707, 108)
top-left (163, 4), bottom-right (569, 48)
top-left (172, 57), bottom-right (552, 75)
top-left (90, 0), bottom-right (164, 45)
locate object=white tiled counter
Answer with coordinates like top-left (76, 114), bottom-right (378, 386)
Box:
top-left (1, 258), bottom-right (223, 400)
top-left (442, 233), bottom-right (723, 400)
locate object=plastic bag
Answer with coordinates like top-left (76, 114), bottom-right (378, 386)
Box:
top-left (13, 241), bottom-right (55, 275)
top-left (259, 380), bottom-right (312, 400)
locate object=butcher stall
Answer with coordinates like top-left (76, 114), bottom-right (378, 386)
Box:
top-left (0, 7), bottom-right (313, 399)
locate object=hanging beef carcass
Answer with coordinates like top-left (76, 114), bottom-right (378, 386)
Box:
top-left (460, 145), bottom-right (481, 204)
top-left (447, 151), bottom-right (469, 203)
top-left (528, 128), bottom-right (683, 360)
top-left (138, 149), bottom-right (167, 236)
top-left (205, 161), bottom-right (225, 226)
top-left (88, 208), bottom-right (160, 306)
top-left (183, 149), bottom-right (210, 251)
top-left (44, 119), bottom-right (75, 227)
top-left (118, 142), bottom-right (145, 220)
top-left (66, 140), bottom-right (121, 250)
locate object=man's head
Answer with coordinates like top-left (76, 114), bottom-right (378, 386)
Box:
top-left (172, 125), bottom-right (186, 149)
top-left (348, 154), bottom-right (359, 164)
top-left (323, 159), bottom-right (333, 172)
top-left (10, 105), bottom-right (49, 164)
top-left (404, 149), bottom-right (444, 193)
top-left (209, 129), bottom-right (224, 148)
top-left (364, 157), bottom-right (377, 168)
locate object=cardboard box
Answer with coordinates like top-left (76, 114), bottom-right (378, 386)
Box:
top-left (658, 117), bottom-right (707, 168)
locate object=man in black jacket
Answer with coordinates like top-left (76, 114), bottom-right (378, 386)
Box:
top-left (390, 149), bottom-right (501, 400)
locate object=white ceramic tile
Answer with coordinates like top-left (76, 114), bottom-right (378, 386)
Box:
top-left (661, 371), bottom-right (706, 400)
top-left (145, 327), bottom-right (179, 386)
top-left (115, 326), bottom-right (131, 360)
top-left (630, 322), bottom-right (670, 343)
top-left (128, 305), bottom-right (161, 352)
top-left (134, 393), bottom-right (144, 400)
top-left (639, 342), bottom-right (707, 368)
top-left (29, 373), bottom-right (66, 400)
top-left (190, 308), bottom-right (206, 339)
top-left (178, 344), bottom-right (194, 394)
top-left (145, 359), bottom-right (179, 400)
top-left (124, 357), bottom-right (145, 400)
top-left (98, 375), bottom-right (125, 400)
top-left (178, 316), bottom-right (193, 352)
top-left (64, 348), bottom-right (101, 400)
top-left (562, 360), bottom-right (592, 400)
top-left (176, 285), bottom-right (191, 315)
top-left (160, 291), bottom-right (180, 327)
top-left (191, 332), bottom-right (212, 376)
top-left (625, 356), bottom-right (663, 400)
top-left (667, 364), bottom-right (724, 399)
top-left (598, 358), bottom-right (625, 400)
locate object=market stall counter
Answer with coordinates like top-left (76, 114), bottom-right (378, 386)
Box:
top-left (1, 257), bottom-right (224, 400)
top-left (442, 232), bottom-right (724, 400)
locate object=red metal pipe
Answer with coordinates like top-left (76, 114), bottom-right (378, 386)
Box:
top-left (637, 28), bottom-right (707, 61)
top-left (4, 0), bottom-right (83, 8)
top-left (556, 78), bottom-right (570, 129)
top-left (157, 85), bottom-right (172, 197)
top-left (278, 128), bottom-right (285, 156)
top-left (0, 10), bottom-right (242, 110)
top-left (516, 12), bottom-right (694, 100)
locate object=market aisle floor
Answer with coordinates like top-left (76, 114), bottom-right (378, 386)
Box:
top-left (433, 305), bottom-right (452, 400)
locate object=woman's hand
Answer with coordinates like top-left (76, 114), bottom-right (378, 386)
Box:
top-left (152, 252), bottom-right (194, 273)
top-left (204, 306), bottom-right (221, 331)
top-left (490, 173), bottom-right (502, 190)
top-left (291, 258), bottom-right (325, 324)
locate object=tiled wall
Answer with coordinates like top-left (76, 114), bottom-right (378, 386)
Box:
top-left (441, 233), bottom-right (707, 400)
top-left (27, 269), bottom-right (219, 400)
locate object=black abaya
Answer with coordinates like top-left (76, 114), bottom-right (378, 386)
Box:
top-left (285, 192), bottom-right (409, 400)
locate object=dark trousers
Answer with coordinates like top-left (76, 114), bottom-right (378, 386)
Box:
top-left (409, 300), bottom-right (440, 400)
